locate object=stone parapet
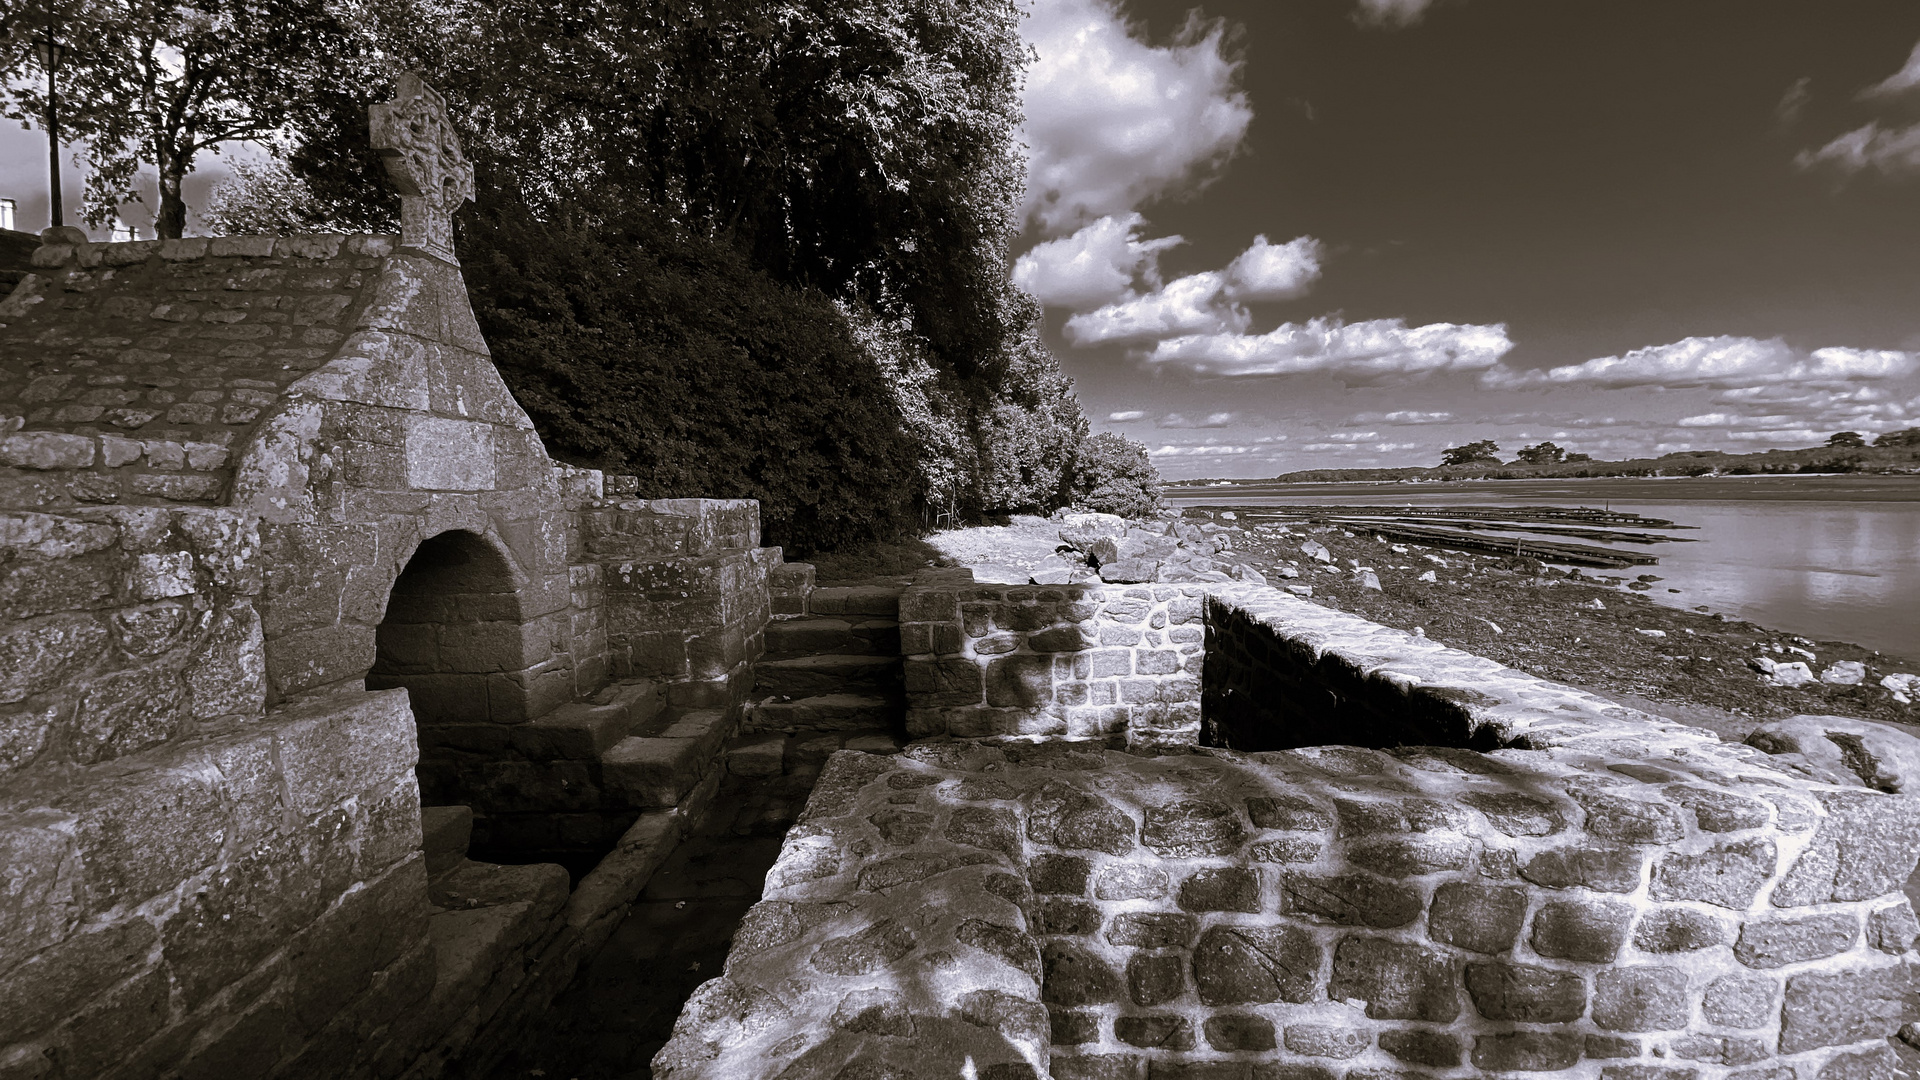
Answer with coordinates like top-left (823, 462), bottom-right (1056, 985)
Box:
top-left (899, 570), bottom-right (1205, 749)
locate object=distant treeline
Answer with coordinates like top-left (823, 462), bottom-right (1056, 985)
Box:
top-left (1237, 443), bottom-right (1920, 485)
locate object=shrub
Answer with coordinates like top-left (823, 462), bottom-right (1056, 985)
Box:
top-left (459, 199), bottom-right (920, 554)
top-left (1070, 432), bottom-right (1162, 519)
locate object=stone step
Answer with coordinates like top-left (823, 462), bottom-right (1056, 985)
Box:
top-left (428, 857), bottom-right (570, 914)
top-left (764, 617), bottom-right (899, 660)
top-left (421, 805), bottom-right (474, 876)
top-left (807, 585), bottom-right (902, 618)
top-left (506, 678), bottom-right (666, 761)
top-left (747, 693), bottom-right (904, 732)
top-left (602, 709), bottom-right (736, 808)
top-left (754, 653), bottom-right (902, 698)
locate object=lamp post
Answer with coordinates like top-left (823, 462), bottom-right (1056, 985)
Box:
top-left (33, 7), bottom-right (64, 228)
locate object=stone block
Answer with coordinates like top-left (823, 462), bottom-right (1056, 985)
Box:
top-left (1520, 843), bottom-right (1645, 892)
top-left (1027, 780), bottom-right (1135, 855)
top-left (1327, 936), bottom-right (1459, 1021)
top-left (1178, 867), bottom-right (1260, 912)
top-left (956, 918), bottom-right (1042, 978)
top-left (1378, 1029), bottom-right (1461, 1067)
top-left (1267, 1025), bottom-right (1363, 1062)
top-left (1566, 784), bottom-right (1685, 843)
top-left (1030, 854), bottom-right (1091, 895)
top-left (1428, 882), bottom-right (1527, 953)
top-left (1094, 864), bottom-right (1168, 900)
top-left (1246, 794), bottom-right (1333, 831)
top-left (1531, 897), bottom-right (1635, 962)
top-left (904, 656), bottom-right (984, 705)
top-left (1465, 961), bottom-right (1587, 1022)
top-left (1142, 799), bottom-right (1245, 857)
top-left (1114, 1014), bottom-right (1194, 1050)
top-left (1780, 965), bottom-right (1920, 1052)
top-left (1279, 872), bottom-right (1421, 928)
top-left (1665, 785), bottom-right (1770, 831)
top-left (1106, 913), bottom-right (1197, 949)
top-left (1348, 833), bottom-right (1475, 877)
top-left (1193, 924), bottom-right (1320, 1005)
top-left (273, 689), bottom-right (416, 814)
top-left (728, 736), bottom-right (787, 778)
top-left (603, 735), bottom-right (707, 808)
top-left (1126, 953), bottom-right (1186, 1006)
top-left (1041, 940), bottom-right (1121, 1005)
top-left (1036, 898), bottom-right (1102, 936)
top-left (1471, 1032), bottom-right (1583, 1072)
top-left (1733, 912), bottom-right (1859, 968)
top-left (1702, 972), bottom-right (1775, 1027)
top-left (948, 805), bottom-right (1022, 859)
top-left (1592, 966), bottom-right (1690, 1032)
top-left (1051, 1007), bottom-right (1099, 1045)
top-left (1772, 791), bottom-right (1920, 905)
top-left (1650, 838), bottom-right (1776, 909)
top-left (0, 918), bottom-right (158, 1042)
top-left (985, 654), bottom-right (1053, 709)
top-left (1669, 1034), bottom-right (1769, 1066)
top-left (1050, 1055), bottom-right (1145, 1080)
top-left (1462, 790), bottom-right (1567, 836)
top-left (1869, 900), bottom-right (1920, 954)
top-left (1634, 907), bottom-right (1730, 952)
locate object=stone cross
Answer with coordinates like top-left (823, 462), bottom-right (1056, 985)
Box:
top-left (369, 72), bottom-right (475, 263)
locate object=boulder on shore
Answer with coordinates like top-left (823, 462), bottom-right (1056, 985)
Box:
top-left (1746, 713), bottom-right (1920, 792)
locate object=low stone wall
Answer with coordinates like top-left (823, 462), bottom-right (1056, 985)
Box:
top-left (0, 690), bottom-right (429, 1076)
top-left (659, 582), bottom-right (1920, 1080)
top-left (899, 571), bottom-right (1206, 749)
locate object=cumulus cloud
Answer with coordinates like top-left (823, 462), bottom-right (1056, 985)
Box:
top-left (1106, 409), bottom-right (1146, 422)
top-left (1012, 214), bottom-right (1184, 310)
top-left (1353, 409), bottom-right (1456, 425)
top-left (1223, 236), bottom-right (1324, 301)
top-left (1020, 0), bottom-right (1253, 235)
top-left (1061, 234), bottom-right (1324, 344)
top-left (1149, 444), bottom-right (1252, 456)
top-left (1141, 317), bottom-right (1514, 383)
top-left (1352, 0), bottom-right (1436, 29)
top-left (1797, 121), bottom-right (1920, 178)
top-left (1482, 336), bottom-right (1920, 390)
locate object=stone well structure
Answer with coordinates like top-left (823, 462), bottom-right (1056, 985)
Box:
top-left (656, 582), bottom-right (1920, 1080)
top-left (1, 76), bottom-right (773, 1078)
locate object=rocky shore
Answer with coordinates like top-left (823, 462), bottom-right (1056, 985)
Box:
top-left (923, 510), bottom-right (1920, 737)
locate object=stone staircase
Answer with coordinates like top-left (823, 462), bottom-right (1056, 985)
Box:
top-left (746, 580), bottom-right (907, 734)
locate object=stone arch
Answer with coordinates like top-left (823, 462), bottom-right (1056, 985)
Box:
top-left (368, 528), bottom-right (531, 807)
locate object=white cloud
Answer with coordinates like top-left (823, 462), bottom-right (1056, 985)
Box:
top-left (1149, 444), bottom-right (1252, 456)
top-left (1373, 441), bottom-right (1419, 452)
top-left (1064, 271), bottom-right (1244, 343)
top-left (1020, 0), bottom-right (1253, 235)
top-left (1106, 409), bottom-right (1147, 422)
top-left (1060, 233), bottom-right (1325, 344)
top-left (1863, 39), bottom-right (1920, 99)
top-left (1143, 317), bottom-right (1514, 383)
top-left (1326, 431), bottom-right (1380, 442)
top-left (1356, 409), bottom-right (1456, 425)
top-left (1157, 411), bottom-right (1237, 428)
top-left (1798, 41), bottom-right (1920, 177)
top-left (1012, 214), bottom-right (1184, 310)
top-left (1483, 336), bottom-right (1920, 390)
top-left (1797, 120), bottom-right (1920, 178)
top-left (1224, 236), bottom-right (1323, 301)
top-left (1353, 0), bottom-right (1436, 29)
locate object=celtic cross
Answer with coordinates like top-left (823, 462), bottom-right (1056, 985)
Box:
top-left (369, 73), bottom-right (475, 263)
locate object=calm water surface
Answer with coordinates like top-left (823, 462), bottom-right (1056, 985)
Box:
top-left (1169, 475), bottom-right (1920, 661)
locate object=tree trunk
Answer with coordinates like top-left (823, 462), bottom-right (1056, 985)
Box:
top-left (156, 168), bottom-right (186, 239)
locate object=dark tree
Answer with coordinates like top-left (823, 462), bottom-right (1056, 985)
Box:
top-left (1515, 441), bottom-right (1566, 464)
top-left (1071, 433), bottom-right (1162, 519)
top-left (1874, 427), bottom-right (1920, 448)
top-left (1826, 431), bottom-right (1867, 447)
top-left (1440, 440), bottom-right (1502, 467)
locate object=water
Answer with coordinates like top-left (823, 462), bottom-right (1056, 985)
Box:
top-left (1168, 474), bottom-right (1920, 661)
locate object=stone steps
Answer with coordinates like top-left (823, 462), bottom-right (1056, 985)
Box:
top-left (754, 653), bottom-right (902, 698)
top-left (763, 616), bottom-right (899, 660)
top-left (806, 585), bottom-right (903, 618)
top-left (505, 677), bottom-right (666, 761)
top-left (601, 708), bottom-right (737, 808)
top-left (746, 692), bottom-right (904, 732)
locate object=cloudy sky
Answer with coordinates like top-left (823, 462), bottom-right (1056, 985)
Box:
top-left (1014, 0), bottom-right (1920, 478)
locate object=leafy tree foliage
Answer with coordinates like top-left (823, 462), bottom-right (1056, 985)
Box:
top-left (1564, 452), bottom-right (1593, 462)
top-left (0, 0), bottom-right (366, 237)
top-left (1827, 431), bottom-right (1867, 447)
top-left (1874, 427), bottom-right (1920, 448)
top-left (1440, 440), bottom-right (1502, 466)
top-left (1070, 432), bottom-right (1162, 519)
top-left (459, 198), bottom-right (920, 554)
top-left (1514, 441), bottom-right (1565, 464)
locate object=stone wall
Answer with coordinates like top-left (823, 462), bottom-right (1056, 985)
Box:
top-left (2, 216), bottom-right (773, 1076)
top-left (899, 571), bottom-right (1206, 750)
top-left (660, 581), bottom-right (1920, 1080)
